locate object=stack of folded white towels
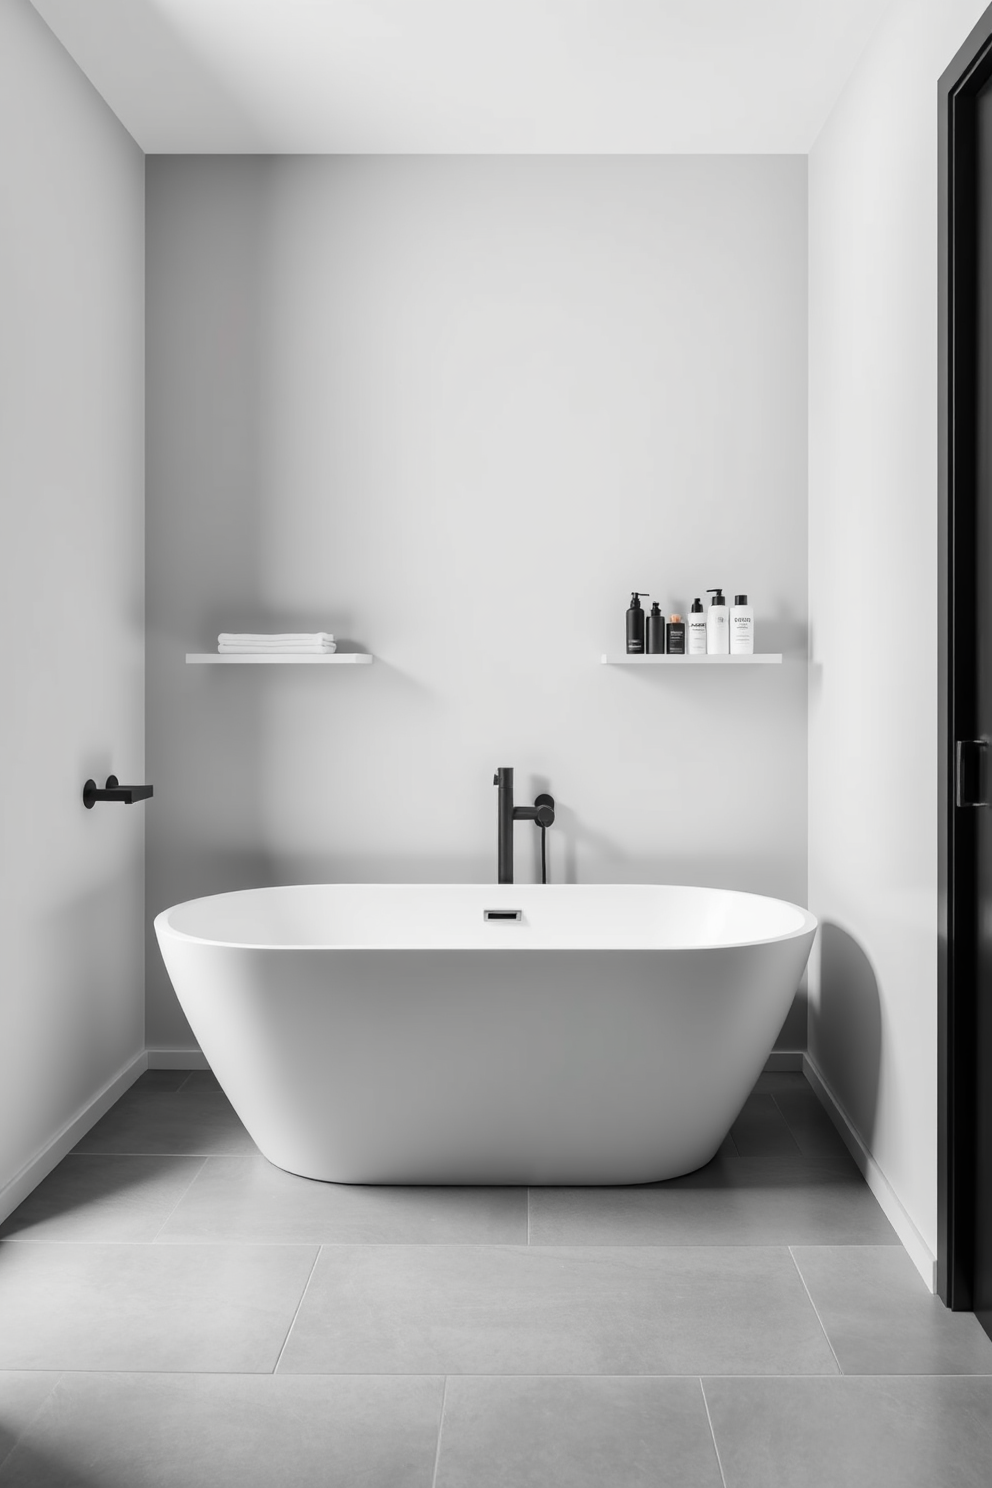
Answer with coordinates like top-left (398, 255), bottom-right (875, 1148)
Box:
top-left (217, 632), bottom-right (337, 654)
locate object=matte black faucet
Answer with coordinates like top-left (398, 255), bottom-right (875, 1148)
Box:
top-left (494, 767), bottom-right (555, 884)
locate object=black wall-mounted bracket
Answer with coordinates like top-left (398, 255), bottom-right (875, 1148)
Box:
top-left (83, 774), bottom-right (154, 809)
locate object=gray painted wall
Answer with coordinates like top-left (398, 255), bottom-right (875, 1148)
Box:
top-left (0, 1), bottom-right (145, 1199)
top-left (146, 155), bottom-right (808, 1050)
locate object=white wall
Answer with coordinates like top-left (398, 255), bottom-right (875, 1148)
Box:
top-left (146, 155), bottom-right (809, 1051)
top-left (0, 0), bottom-right (145, 1209)
top-left (808, 0), bottom-right (990, 1278)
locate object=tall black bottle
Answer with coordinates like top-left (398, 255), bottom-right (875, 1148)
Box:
top-left (626, 593), bottom-right (650, 654)
top-left (646, 601), bottom-right (666, 654)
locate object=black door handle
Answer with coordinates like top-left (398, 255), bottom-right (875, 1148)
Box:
top-left (956, 740), bottom-right (988, 807)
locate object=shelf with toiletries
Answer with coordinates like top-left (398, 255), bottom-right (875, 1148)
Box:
top-left (187, 630), bottom-right (373, 664)
top-left (616, 588), bottom-right (777, 662)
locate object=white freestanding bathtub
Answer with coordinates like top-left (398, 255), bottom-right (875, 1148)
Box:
top-left (154, 884), bottom-right (816, 1185)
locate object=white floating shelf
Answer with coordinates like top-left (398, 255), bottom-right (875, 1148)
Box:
top-left (601, 653), bottom-right (782, 665)
top-left (186, 653), bottom-right (373, 665)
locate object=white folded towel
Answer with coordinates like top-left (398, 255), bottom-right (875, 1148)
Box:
top-left (219, 643), bottom-right (337, 653)
top-left (218, 633), bottom-right (335, 646)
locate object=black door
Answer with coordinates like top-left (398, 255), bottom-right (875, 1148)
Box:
top-left (973, 62), bottom-right (992, 1341)
top-left (941, 5), bottom-right (992, 1329)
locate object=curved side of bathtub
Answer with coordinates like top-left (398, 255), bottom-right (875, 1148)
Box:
top-left (154, 916), bottom-right (815, 1185)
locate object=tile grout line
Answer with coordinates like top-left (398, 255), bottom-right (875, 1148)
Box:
top-left (0, 1238), bottom-right (900, 1250)
top-left (767, 1093), bottom-right (804, 1157)
top-left (429, 1376), bottom-right (448, 1488)
top-left (147, 1157), bottom-right (210, 1242)
top-left (72, 1151), bottom-right (241, 1158)
top-left (698, 1378), bottom-right (728, 1488)
top-left (788, 1246), bottom-right (844, 1374)
top-left (271, 1246), bottom-right (322, 1373)
top-left (7, 1369), bottom-right (984, 1379)
top-left (772, 1089), bottom-right (846, 1163)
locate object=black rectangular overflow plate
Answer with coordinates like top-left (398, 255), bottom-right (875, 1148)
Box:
top-left (484, 909), bottom-right (522, 921)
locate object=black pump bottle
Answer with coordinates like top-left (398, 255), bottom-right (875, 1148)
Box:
top-left (626, 593), bottom-right (650, 654)
top-left (646, 601), bottom-right (665, 654)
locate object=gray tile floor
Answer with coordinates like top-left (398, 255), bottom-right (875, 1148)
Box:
top-left (1, 1070), bottom-right (991, 1485)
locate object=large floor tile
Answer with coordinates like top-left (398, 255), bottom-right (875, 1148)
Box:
top-left (704, 1375), bottom-right (992, 1488)
top-left (278, 1244), bottom-right (839, 1375)
top-left (528, 1149), bottom-right (897, 1246)
top-left (0, 1372), bottom-right (443, 1488)
top-left (158, 1156), bottom-right (528, 1244)
top-left (0, 1375), bottom-right (61, 1477)
top-left (435, 1376), bottom-right (722, 1488)
top-left (74, 1089), bottom-right (256, 1156)
top-left (0, 1242), bottom-right (316, 1371)
top-left (730, 1095), bottom-right (802, 1158)
top-left (792, 1246), bottom-right (992, 1373)
top-left (0, 1156), bottom-right (204, 1242)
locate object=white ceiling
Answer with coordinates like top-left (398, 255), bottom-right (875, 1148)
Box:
top-left (30, 0), bottom-right (892, 154)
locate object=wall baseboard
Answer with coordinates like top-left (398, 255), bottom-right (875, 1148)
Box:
top-left (146, 1047), bottom-right (211, 1070)
top-left (802, 1051), bottom-right (937, 1293)
top-left (0, 1049), bottom-right (147, 1231)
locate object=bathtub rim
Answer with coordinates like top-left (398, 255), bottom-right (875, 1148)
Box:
top-left (154, 883), bottom-right (819, 954)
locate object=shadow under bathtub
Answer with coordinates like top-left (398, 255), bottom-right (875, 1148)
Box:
top-left (0, 1424), bottom-right (102, 1488)
top-left (809, 920), bottom-right (883, 1152)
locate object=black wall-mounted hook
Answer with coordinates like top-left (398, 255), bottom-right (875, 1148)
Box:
top-left (83, 774), bottom-right (154, 809)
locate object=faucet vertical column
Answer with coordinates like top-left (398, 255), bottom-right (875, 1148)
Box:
top-left (494, 767), bottom-right (514, 884)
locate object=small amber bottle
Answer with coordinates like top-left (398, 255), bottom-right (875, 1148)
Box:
top-left (666, 614), bottom-right (685, 655)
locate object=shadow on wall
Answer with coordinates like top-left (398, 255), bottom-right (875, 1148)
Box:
top-left (46, 867), bottom-right (144, 1053)
top-left (809, 921), bottom-right (882, 1148)
top-left (1, 864), bottom-right (143, 1180)
top-left (99, 0), bottom-right (264, 148)
top-left (755, 607), bottom-right (808, 658)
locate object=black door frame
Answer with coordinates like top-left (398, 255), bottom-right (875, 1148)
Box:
top-left (938, 3), bottom-right (992, 1308)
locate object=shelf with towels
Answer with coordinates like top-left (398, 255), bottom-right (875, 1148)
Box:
top-left (600, 653), bottom-right (782, 665)
top-left (186, 653), bottom-right (374, 664)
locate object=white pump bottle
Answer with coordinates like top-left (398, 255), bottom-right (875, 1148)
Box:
top-left (706, 588), bottom-right (729, 654)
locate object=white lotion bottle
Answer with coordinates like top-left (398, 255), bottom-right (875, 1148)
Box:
top-left (730, 593), bottom-right (754, 654)
top-left (687, 597), bottom-right (707, 655)
top-left (706, 588), bottom-right (729, 654)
